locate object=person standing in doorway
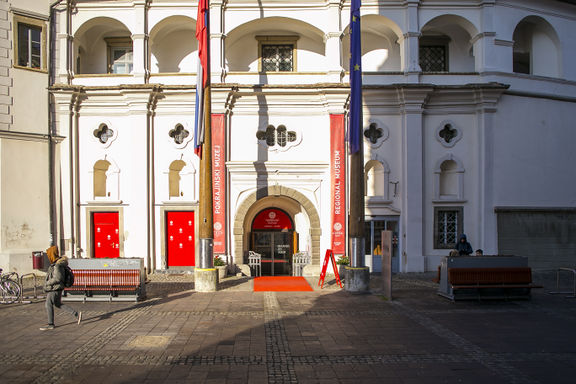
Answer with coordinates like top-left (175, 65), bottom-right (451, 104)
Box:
top-left (455, 234), bottom-right (473, 256)
top-left (40, 246), bottom-right (82, 330)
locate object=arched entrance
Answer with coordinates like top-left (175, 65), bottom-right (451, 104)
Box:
top-left (251, 208), bottom-right (295, 275)
top-left (233, 186), bottom-right (322, 271)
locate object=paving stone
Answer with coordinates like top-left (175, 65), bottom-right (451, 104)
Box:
top-left (1, 271), bottom-right (575, 383)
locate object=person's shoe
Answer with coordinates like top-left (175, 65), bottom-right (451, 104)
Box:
top-left (40, 324), bottom-right (55, 331)
top-left (77, 312), bottom-right (82, 325)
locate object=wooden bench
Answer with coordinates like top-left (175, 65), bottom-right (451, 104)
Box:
top-left (63, 269), bottom-right (141, 302)
top-left (447, 267), bottom-right (542, 300)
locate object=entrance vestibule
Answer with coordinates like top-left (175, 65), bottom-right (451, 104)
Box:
top-left (250, 208), bottom-right (296, 276)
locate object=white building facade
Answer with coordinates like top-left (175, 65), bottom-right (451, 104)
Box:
top-left (42, 0), bottom-right (576, 276)
top-left (0, 0), bottom-right (58, 274)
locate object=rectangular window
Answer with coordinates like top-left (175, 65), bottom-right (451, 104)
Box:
top-left (262, 44), bottom-right (293, 72)
top-left (419, 37), bottom-right (450, 72)
top-left (105, 37), bottom-right (133, 74)
top-left (434, 207), bottom-right (463, 249)
top-left (14, 15), bottom-right (47, 71)
top-left (257, 36), bottom-right (298, 73)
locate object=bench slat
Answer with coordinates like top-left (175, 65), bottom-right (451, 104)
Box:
top-left (449, 267), bottom-right (533, 286)
top-left (64, 269), bottom-right (140, 292)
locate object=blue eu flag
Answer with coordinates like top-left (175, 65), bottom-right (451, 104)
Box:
top-left (348, 0), bottom-right (362, 154)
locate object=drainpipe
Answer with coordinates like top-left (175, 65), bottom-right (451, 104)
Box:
top-left (48, 0), bottom-right (62, 248)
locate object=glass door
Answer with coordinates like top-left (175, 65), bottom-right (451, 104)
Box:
top-left (273, 232), bottom-right (293, 276)
top-left (252, 231), bottom-right (293, 276)
top-left (364, 217), bottom-right (400, 273)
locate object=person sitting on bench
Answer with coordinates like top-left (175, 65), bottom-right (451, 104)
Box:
top-left (456, 234), bottom-right (473, 256)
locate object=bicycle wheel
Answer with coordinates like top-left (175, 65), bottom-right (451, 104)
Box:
top-left (1, 280), bottom-right (21, 303)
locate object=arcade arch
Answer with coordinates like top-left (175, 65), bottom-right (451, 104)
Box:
top-left (149, 16), bottom-right (197, 73)
top-left (74, 17), bottom-right (132, 75)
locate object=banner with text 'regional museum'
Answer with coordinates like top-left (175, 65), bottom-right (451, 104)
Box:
top-left (330, 114), bottom-right (346, 255)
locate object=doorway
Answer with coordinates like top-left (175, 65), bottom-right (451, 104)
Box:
top-left (365, 217), bottom-right (400, 273)
top-left (251, 208), bottom-right (296, 276)
top-left (252, 231), bottom-right (294, 276)
top-left (92, 212), bottom-right (120, 258)
top-left (166, 211), bottom-right (195, 267)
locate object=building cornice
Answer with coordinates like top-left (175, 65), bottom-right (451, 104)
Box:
top-left (0, 130), bottom-right (65, 143)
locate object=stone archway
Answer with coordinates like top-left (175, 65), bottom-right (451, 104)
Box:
top-left (233, 185), bottom-right (321, 266)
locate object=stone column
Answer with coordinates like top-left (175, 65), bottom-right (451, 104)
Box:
top-left (132, 34), bottom-right (148, 82)
top-left (325, 32), bottom-right (343, 82)
top-left (211, 1), bottom-right (225, 83)
top-left (399, 0), bottom-right (421, 82)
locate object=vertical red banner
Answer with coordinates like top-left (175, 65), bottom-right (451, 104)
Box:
top-left (212, 114), bottom-right (226, 254)
top-left (330, 114), bottom-right (346, 254)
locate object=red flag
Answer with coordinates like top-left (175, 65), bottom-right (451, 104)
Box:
top-left (196, 0), bottom-right (209, 89)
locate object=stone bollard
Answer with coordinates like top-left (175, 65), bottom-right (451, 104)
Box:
top-left (344, 266), bottom-right (370, 293)
top-left (194, 268), bottom-right (219, 292)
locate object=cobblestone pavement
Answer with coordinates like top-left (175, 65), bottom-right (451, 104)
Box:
top-left (1, 271), bottom-right (575, 383)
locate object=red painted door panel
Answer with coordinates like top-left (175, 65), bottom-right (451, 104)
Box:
top-left (166, 211), bottom-right (195, 267)
top-left (93, 212), bottom-right (120, 258)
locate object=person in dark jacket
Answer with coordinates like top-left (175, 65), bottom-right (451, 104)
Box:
top-left (455, 234), bottom-right (473, 256)
top-left (40, 246), bottom-right (82, 330)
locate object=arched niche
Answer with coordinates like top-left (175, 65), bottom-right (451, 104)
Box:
top-left (91, 157), bottom-right (120, 200)
top-left (433, 154), bottom-right (465, 201)
top-left (513, 16), bottom-right (561, 78)
top-left (167, 159), bottom-right (196, 201)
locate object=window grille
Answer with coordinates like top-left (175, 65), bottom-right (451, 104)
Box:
top-left (262, 44), bottom-right (293, 72)
top-left (434, 207), bottom-right (463, 249)
top-left (420, 44), bottom-right (448, 72)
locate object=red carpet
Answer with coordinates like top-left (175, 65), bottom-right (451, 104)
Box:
top-left (253, 276), bottom-right (314, 292)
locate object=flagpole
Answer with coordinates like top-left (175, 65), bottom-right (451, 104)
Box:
top-left (346, 0), bottom-right (370, 293)
top-left (198, 87), bottom-right (213, 267)
top-left (194, 0), bottom-right (218, 292)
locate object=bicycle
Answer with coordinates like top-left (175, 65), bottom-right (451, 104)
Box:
top-left (0, 268), bottom-right (22, 304)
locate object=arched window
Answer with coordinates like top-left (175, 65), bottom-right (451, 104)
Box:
top-left (93, 160), bottom-right (111, 197)
top-left (169, 160), bottom-right (186, 198)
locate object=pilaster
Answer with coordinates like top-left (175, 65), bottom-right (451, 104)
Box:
top-left (397, 86), bottom-right (432, 272)
top-left (474, 85), bottom-right (507, 256)
top-left (400, 1), bottom-right (421, 82)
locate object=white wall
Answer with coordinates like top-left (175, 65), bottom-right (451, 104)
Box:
top-left (492, 95), bottom-right (576, 206)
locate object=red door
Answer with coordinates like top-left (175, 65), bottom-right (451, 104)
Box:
top-left (93, 212), bottom-right (120, 258)
top-left (166, 211), bottom-right (195, 267)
